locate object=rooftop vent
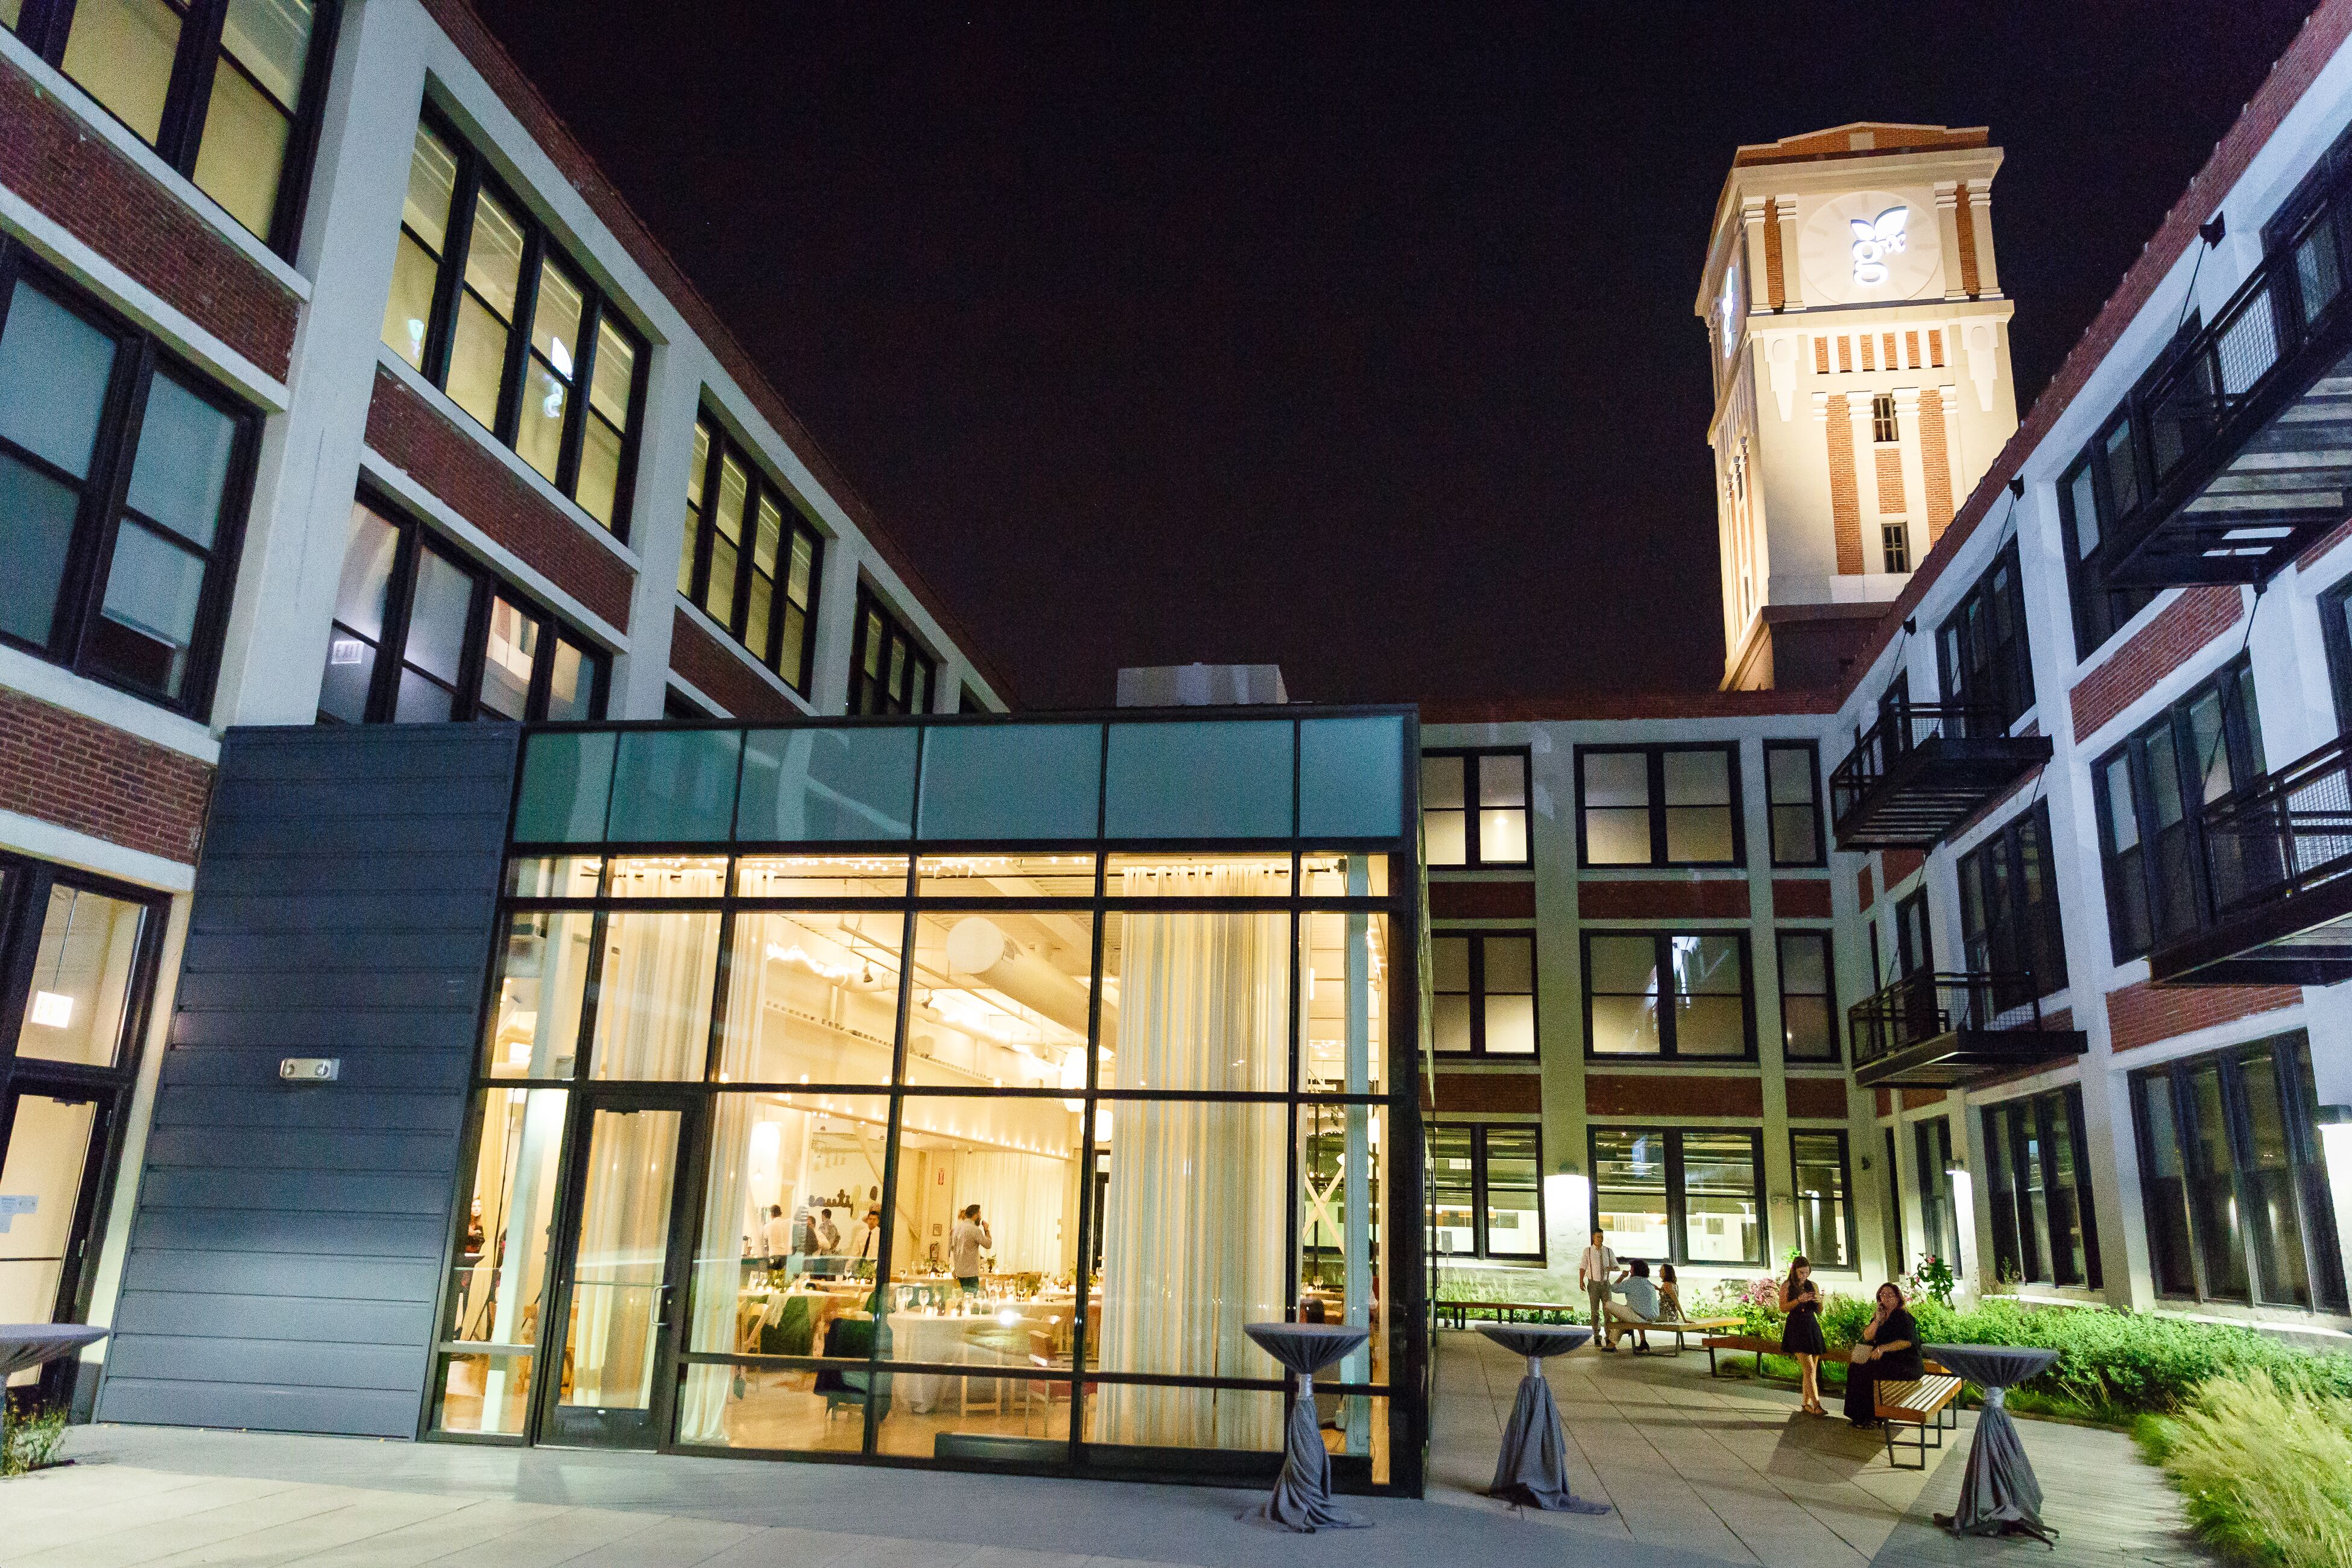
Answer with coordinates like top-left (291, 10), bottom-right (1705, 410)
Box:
top-left (1115, 664), bottom-right (1288, 708)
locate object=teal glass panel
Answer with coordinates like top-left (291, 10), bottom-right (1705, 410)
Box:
top-left (1298, 715), bottom-right (1405, 840)
top-left (918, 723), bottom-right (1101, 840)
top-left (1105, 719), bottom-right (1292, 839)
top-left (736, 726), bottom-right (916, 841)
top-left (513, 730), bottom-right (615, 843)
top-left (607, 729), bottom-right (742, 842)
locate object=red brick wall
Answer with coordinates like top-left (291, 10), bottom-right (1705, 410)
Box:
top-left (1774, 879), bottom-right (1833, 918)
top-left (1585, 1074), bottom-right (1763, 1118)
top-left (1785, 1076), bottom-right (1851, 1119)
top-left (0, 690), bottom-right (213, 864)
top-left (1827, 395), bottom-right (1864, 574)
top-left (365, 369), bottom-right (634, 628)
top-left (1881, 849), bottom-right (1924, 890)
top-left (1427, 1072), bottom-right (1541, 1116)
top-left (1763, 198), bottom-right (1785, 309)
top-left (0, 55), bottom-right (297, 379)
top-left (2069, 587), bottom-right (2242, 741)
top-left (2107, 980), bottom-right (2298, 1054)
top-left (1578, 879), bottom-right (1750, 920)
top-left (1920, 389), bottom-right (1953, 542)
top-left (1428, 880), bottom-right (1537, 920)
top-left (669, 609), bottom-right (796, 721)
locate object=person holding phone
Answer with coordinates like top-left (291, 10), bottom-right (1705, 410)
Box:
top-left (1842, 1280), bottom-right (1924, 1429)
top-left (1778, 1255), bottom-right (1827, 1416)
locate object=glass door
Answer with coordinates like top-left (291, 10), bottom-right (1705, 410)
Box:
top-left (540, 1092), bottom-right (703, 1449)
top-left (0, 1089), bottom-right (112, 1378)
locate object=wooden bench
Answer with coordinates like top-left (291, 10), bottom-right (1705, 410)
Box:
top-left (1874, 1373), bottom-right (1964, 1470)
top-left (1610, 1314), bottom-right (1739, 1356)
top-left (1436, 1299), bottom-right (1582, 1331)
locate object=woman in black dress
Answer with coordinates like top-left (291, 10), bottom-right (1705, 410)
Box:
top-left (1778, 1256), bottom-right (1827, 1415)
top-left (1842, 1281), bottom-right (1924, 1429)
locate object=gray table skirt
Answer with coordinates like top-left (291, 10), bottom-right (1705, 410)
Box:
top-left (1477, 1323), bottom-right (1610, 1514)
top-left (1241, 1323), bottom-right (1372, 1532)
top-left (1926, 1342), bottom-right (2061, 1541)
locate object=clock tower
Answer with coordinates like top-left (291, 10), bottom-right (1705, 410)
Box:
top-left (1698, 124), bottom-right (2020, 690)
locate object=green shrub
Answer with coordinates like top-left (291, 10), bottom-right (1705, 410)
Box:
top-left (2143, 1371), bottom-right (2352, 1568)
top-left (0, 1397), bottom-right (67, 1479)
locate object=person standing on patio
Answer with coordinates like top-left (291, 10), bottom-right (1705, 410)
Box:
top-left (1578, 1228), bottom-right (1619, 1341)
top-left (1779, 1255), bottom-right (1828, 1416)
top-left (1842, 1281), bottom-right (1923, 1429)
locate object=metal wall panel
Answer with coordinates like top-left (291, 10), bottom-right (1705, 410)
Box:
top-left (97, 724), bottom-right (519, 1439)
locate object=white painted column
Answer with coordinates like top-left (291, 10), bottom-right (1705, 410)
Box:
top-left (1775, 195), bottom-right (1804, 309)
top-left (808, 538), bottom-right (864, 715)
top-left (1935, 182), bottom-right (1967, 302)
top-left (611, 341), bottom-right (704, 718)
top-left (1893, 385), bottom-right (1929, 555)
top-left (1849, 396), bottom-right (1883, 564)
top-left (1968, 185), bottom-right (2001, 296)
top-left (1742, 195), bottom-right (1772, 312)
top-left (207, 1), bottom-right (431, 726)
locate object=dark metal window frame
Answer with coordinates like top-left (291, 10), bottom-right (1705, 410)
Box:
top-left (1981, 1085), bottom-right (2102, 1289)
top-left (1429, 1121), bottom-right (1544, 1263)
top-left (0, 852), bottom-right (170, 1409)
top-left (1957, 800), bottom-right (2069, 996)
top-left (0, 242), bottom-right (258, 719)
top-left (1914, 1116), bottom-right (1957, 1272)
top-left (2315, 569), bottom-right (2352, 736)
top-left (1580, 928), bottom-right (1758, 1063)
top-left (1789, 1128), bottom-right (1859, 1270)
top-left (2091, 657), bottom-right (2264, 962)
top-left (392, 104), bottom-right (649, 539)
top-left (846, 581), bottom-right (938, 715)
top-left (1418, 746), bottom-right (1532, 870)
top-left (677, 410), bottom-right (824, 695)
top-left (1574, 742), bottom-right (1745, 870)
top-left (1587, 1124), bottom-right (1768, 1268)
top-left (7, 0), bottom-right (343, 257)
top-left (1763, 739), bottom-right (1826, 867)
top-left (1429, 928), bottom-right (1538, 1058)
top-left (1938, 540), bottom-right (2037, 733)
top-left (2128, 1031), bottom-right (2347, 1312)
top-left (1774, 927), bottom-right (1839, 1064)
top-left (1870, 392), bottom-right (1899, 444)
top-left (320, 488), bottom-right (609, 725)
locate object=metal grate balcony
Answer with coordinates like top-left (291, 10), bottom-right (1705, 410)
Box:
top-left (2150, 735), bottom-right (2352, 984)
top-left (1828, 703), bottom-right (2051, 851)
top-left (1847, 972), bottom-right (2085, 1089)
top-left (2102, 183), bottom-right (2352, 586)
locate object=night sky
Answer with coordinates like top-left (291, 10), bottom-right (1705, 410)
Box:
top-left (479, 2), bottom-right (2319, 709)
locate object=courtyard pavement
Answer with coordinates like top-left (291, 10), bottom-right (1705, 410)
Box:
top-left (1, 1331), bottom-right (2208, 1568)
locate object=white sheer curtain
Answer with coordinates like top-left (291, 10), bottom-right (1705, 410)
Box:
top-left (591, 911), bottom-right (719, 1080)
top-left (952, 1151), bottom-right (1064, 1274)
top-left (563, 1106), bottom-right (680, 1409)
top-left (1097, 865), bottom-right (1288, 1450)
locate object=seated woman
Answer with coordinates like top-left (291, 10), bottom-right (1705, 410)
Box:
top-left (1655, 1263), bottom-right (1683, 1322)
top-left (1841, 1280), bottom-right (1924, 1429)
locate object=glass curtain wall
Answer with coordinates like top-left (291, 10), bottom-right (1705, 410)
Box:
top-left (431, 713), bottom-right (1420, 1491)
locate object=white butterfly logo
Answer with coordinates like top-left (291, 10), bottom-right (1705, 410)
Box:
top-left (1850, 206), bottom-right (1909, 285)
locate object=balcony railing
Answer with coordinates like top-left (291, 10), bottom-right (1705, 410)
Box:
top-left (1829, 701), bottom-right (2051, 851)
top-left (2099, 174), bottom-right (2352, 586)
top-left (1846, 971), bottom-right (2084, 1089)
top-left (2150, 734), bottom-right (2352, 984)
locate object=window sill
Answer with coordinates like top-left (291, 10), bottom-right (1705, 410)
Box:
top-left (374, 347), bottom-right (644, 577)
top-left (0, 640), bottom-right (220, 763)
top-left (0, 28), bottom-right (312, 302)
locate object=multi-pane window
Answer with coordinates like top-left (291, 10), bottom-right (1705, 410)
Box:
top-left (0, 250), bottom-right (254, 714)
top-left (380, 111), bottom-right (646, 535)
top-left (2094, 659), bottom-right (2263, 960)
top-left (1577, 745), bottom-right (1740, 867)
top-left (1791, 1130), bottom-right (1855, 1269)
top-left (1590, 1127), bottom-right (1763, 1266)
top-left (2315, 571), bottom-right (2352, 733)
top-left (1775, 930), bottom-right (1837, 1062)
top-left (847, 584), bottom-right (936, 716)
top-left (1938, 542), bottom-right (2035, 733)
top-left (7, 0), bottom-right (339, 252)
top-left (1583, 931), bottom-right (1753, 1060)
top-left (1765, 741), bottom-right (1823, 866)
top-left (1429, 1124), bottom-right (1543, 1261)
top-left (675, 414), bottom-right (823, 694)
top-left (1420, 749), bottom-right (1530, 867)
top-left (1882, 522), bottom-right (1910, 574)
top-left (316, 496), bottom-right (605, 725)
top-left (1983, 1086), bottom-right (2101, 1288)
top-left (1915, 1118), bottom-right (1958, 1271)
top-left (1958, 802), bottom-right (2068, 993)
top-left (2132, 1032), bottom-right (2346, 1312)
top-left (1871, 392), bottom-right (1898, 443)
top-left (2056, 417), bottom-right (2160, 660)
top-left (1430, 932), bottom-right (1536, 1056)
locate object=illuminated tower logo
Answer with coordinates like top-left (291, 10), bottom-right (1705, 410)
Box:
top-left (1850, 206), bottom-right (1909, 286)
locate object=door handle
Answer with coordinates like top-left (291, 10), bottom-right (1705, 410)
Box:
top-left (654, 1282), bottom-right (675, 1330)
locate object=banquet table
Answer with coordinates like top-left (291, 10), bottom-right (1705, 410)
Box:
top-left (1241, 1322), bottom-right (1371, 1533)
top-left (1924, 1343), bottom-right (2061, 1543)
top-left (1477, 1323), bottom-right (1610, 1513)
top-left (0, 1324), bottom-right (107, 1382)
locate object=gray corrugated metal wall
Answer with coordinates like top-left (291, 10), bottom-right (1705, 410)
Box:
top-left (98, 724), bottom-right (519, 1437)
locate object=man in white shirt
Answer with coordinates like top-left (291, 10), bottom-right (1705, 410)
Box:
top-left (1578, 1228), bottom-right (1620, 1341)
top-left (759, 1204), bottom-right (793, 1268)
top-left (846, 1207), bottom-right (881, 1274)
top-left (949, 1204), bottom-right (991, 1291)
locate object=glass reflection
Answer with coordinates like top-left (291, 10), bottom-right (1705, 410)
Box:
top-left (437, 1086), bottom-right (566, 1434)
top-left (1300, 906), bottom-right (1386, 1092)
top-left (589, 910), bottom-right (719, 1080)
top-left (485, 910), bottom-right (592, 1078)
